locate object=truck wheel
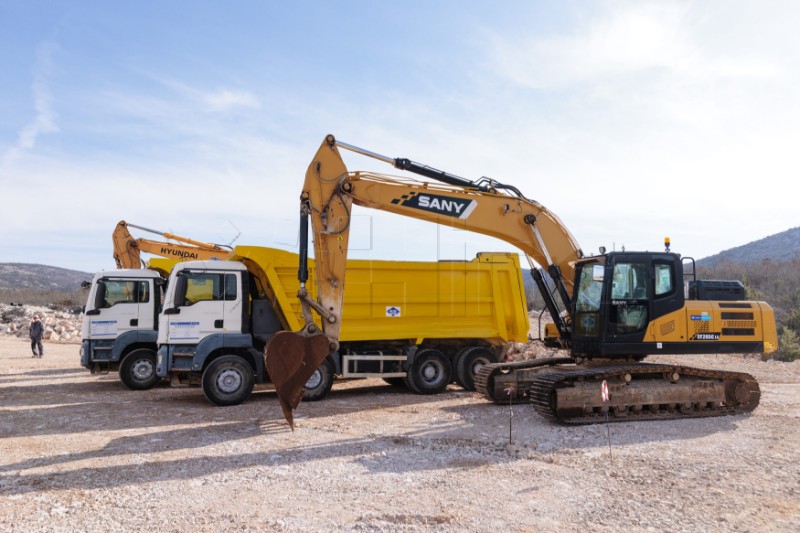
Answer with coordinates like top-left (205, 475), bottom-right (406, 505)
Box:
top-left (202, 355), bottom-right (254, 406)
top-left (455, 347), bottom-right (497, 391)
top-left (303, 358), bottom-right (335, 402)
top-left (452, 347), bottom-right (474, 388)
top-left (119, 349), bottom-right (160, 390)
top-left (406, 349), bottom-right (452, 395)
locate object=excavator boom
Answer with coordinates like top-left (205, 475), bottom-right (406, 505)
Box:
top-left (113, 220), bottom-right (233, 268)
top-left (266, 134), bottom-right (584, 426)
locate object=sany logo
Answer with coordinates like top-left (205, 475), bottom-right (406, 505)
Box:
top-left (391, 192), bottom-right (477, 219)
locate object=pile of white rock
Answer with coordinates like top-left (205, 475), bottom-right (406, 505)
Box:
top-left (505, 340), bottom-right (568, 361)
top-left (0, 304), bottom-right (83, 344)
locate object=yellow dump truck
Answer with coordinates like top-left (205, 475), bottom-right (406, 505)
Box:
top-left (155, 245), bottom-right (529, 406)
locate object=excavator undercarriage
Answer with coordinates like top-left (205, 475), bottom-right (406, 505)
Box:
top-left (475, 358), bottom-right (760, 424)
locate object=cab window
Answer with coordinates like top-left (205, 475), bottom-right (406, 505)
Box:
top-left (183, 273), bottom-right (237, 304)
top-left (609, 262), bottom-right (648, 334)
top-left (611, 263), bottom-right (648, 300)
top-left (100, 280), bottom-right (148, 308)
top-left (654, 263), bottom-right (674, 296)
top-left (574, 263), bottom-right (603, 336)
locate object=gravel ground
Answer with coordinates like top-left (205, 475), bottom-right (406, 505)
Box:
top-left (1, 336), bottom-right (799, 532)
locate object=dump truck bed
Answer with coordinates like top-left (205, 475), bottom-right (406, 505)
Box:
top-left (230, 246), bottom-right (529, 346)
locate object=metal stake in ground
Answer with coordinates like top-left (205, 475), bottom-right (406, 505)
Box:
top-left (601, 380), bottom-right (613, 462)
top-left (504, 384), bottom-right (516, 444)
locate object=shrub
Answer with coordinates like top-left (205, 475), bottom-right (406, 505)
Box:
top-left (0, 289), bottom-right (85, 308)
top-left (776, 328), bottom-right (800, 362)
top-left (1, 306), bottom-right (25, 323)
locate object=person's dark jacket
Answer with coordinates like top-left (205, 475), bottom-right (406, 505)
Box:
top-left (29, 320), bottom-right (44, 341)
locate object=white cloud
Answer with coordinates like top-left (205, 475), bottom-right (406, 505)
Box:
top-left (129, 71), bottom-right (262, 113)
top-left (474, 1), bottom-right (800, 261)
top-left (491, 3), bottom-right (782, 89)
top-left (204, 89), bottom-right (261, 111)
top-left (2, 42), bottom-right (59, 167)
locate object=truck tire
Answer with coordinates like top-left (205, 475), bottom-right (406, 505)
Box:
top-left (406, 349), bottom-right (452, 395)
top-left (202, 355), bottom-right (255, 406)
top-left (303, 358), bottom-right (335, 402)
top-left (452, 347), bottom-right (474, 388)
top-left (119, 348), bottom-right (160, 390)
top-left (455, 347), bottom-right (497, 391)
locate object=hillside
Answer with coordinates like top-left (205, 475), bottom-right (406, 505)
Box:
top-left (0, 263), bottom-right (92, 292)
top-left (699, 226), bottom-right (800, 267)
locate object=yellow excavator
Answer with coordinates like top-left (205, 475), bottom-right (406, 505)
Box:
top-left (112, 220), bottom-right (233, 269)
top-left (265, 134), bottom-right (778, 427)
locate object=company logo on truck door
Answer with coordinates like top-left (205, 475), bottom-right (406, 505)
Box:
top-left (391, 192), bottom-right (477, 219)
top-left (160, 247), bottom-right (199, 259)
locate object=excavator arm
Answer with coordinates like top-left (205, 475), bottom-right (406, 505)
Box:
top-left (265, 134), bottom-right (584, 427)
top-left (112, 220), bottom-right (233, 268)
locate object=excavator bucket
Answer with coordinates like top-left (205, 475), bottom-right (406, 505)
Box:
top-left (264, 330), bottom-right (331, 430)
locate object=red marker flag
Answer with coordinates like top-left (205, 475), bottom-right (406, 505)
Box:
top-left (601, 380), bottom-right (610, 402)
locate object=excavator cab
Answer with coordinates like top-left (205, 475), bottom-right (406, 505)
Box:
top-left (570, 251), bottom-right (685, 358)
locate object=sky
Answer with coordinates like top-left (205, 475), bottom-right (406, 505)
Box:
top-left (1, 0), bottom-right (798, 274)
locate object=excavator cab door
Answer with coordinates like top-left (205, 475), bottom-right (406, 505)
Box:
top-left (607, 261), bottom-right (650, 337)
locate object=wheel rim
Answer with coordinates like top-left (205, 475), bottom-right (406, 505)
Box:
top-left (131, 359), bottom-right (154, 381)
top-left (216, 368), bottom-right (243, 394)
top-left (470, 356), bottom-right (491, 377)
top-left (305, 369), bottom-right (322, 389)
top-left (420, 361), bottom-right (444, 385)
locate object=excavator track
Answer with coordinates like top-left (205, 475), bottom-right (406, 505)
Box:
top-left (528, 363), bottom-right (760, 424)
top-left (475, 357), bottom-right (577, 404)
top-left (476, 360), bottom-right (760, 424)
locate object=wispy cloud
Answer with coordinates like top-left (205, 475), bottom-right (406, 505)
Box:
top-left (204, 89), bottom-right (261, 111)
top-left (2, 42), bottom-right (59, 167)
top-left (128, 71), bottom-right (262, 113)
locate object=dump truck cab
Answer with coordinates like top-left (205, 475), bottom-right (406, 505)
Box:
top-left (80, 268), bottom-right (166, 389)
top-left (156, 260), bottom-right (281, 406)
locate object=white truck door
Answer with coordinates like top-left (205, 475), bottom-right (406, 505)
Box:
top-left (136, 279), bottom-right (156, 330)
top-left (221, 271), bottom-right (243, 334)
top-left (168, 270), bottom-right (241, 343)
top-left (88, 278), bottom-right (142, 340)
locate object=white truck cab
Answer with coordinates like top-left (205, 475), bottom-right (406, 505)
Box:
top-left (80, 269), bottom-right (165, 389)
top-left (156, 261), bottom-right (282, 406)
top-left (158, 261), bottom-right (246, 345)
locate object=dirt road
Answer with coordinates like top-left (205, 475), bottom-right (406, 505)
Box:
top-left (1, 337), bottom-right (799, 532)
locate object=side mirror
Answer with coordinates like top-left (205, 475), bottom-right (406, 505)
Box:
top-left (93, 281), bottom-right (106, 310)
top-left (174, 274), bottom-right (188, 307)
top-left (592, 264), bottom-right (605, 282)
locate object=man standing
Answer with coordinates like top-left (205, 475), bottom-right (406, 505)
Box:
top-left (29, 315), bottom-right (44, 358)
